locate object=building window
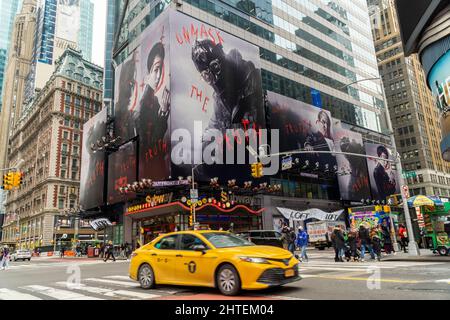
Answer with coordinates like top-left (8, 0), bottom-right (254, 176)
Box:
top-left (58, 198), bottom-right (65, 209)
top-left (61, 170), bottom-right (66, 178)
top-left (63, 131), bottom-right (69, 140)
top-left (74, 134), bottom-right (79, 142)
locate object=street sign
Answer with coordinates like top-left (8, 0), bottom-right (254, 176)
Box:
top-left (402, 185), bottom-right (410, 199)
top-left (282, 156), bottom-right (293, 171)
top-left (190, 189), bottom-right (198, 202)
top-left (402, 170), bottom-right (417, 179)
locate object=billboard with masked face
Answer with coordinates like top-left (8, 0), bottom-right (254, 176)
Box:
top-left (168, 10), bottom-right (265, 182)
top-left (80, 108), bottom-right (107, 210)
top-left (365, 143), bottom-right (400, 202)
top-left (334, 127), bottom-right (371, 201)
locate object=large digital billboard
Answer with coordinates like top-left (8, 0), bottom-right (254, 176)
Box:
top-left (56, 0), bottom-right (81, 43)
top-left (107, 141), bottom-right (137, 205)
top-left (168, 10), bottom-right (265, 181)
top-left (334, 127), bottom-right (371, 201)
top-left (136, 11), bottom-right (171, 181)
top-left (268, 91), bottom-right (337, 174)
top-left (268, 91), bottom-right (371, 201)
top-left (365, 143), bottom-right (400, 202)
top-left (80, 108), bottom-right (107, 210)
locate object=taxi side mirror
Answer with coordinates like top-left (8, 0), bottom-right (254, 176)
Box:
top-left (193, 245), bottom-right (207, 254)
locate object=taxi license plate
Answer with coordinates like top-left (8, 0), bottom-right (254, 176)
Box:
top-left (285, 269), bottom-right (295, 278)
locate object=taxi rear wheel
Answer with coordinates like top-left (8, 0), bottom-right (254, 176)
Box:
top-left (216, 264), bottom-right (241, 296)
top-left (138, 264), bottom-right (155, 289)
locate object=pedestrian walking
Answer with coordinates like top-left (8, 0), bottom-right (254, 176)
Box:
top-left (398, 224), bottom-right (408, 253)
top-left (60, 246), bottom-right (65, 259)
top-left (347, 229), bottom-right (359, 262)
top-left (296, 226), bottom-right (309, 262)
top-left (331, 226), bottom-right (346, 262)
top-left (1, 247), bottom-right (10, 270)
top-left (280, 226), bottom-right (290, 250)
top-left (381, 221), bottom-right (394, 254)
top-left (371, 228), bottom-right (382, 261)
top-left (358, 225), bottom-right (375, 262)
top-left (104, 241), bottom-right (116, 262)
top-left (287, 228), bottom-right (297, 255)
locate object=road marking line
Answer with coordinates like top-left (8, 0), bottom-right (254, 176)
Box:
top-left (103, 275), bottom-right (134, 281)
top-left (300, 267), bottom-right (369, 272)
top-left (21, 285), bottom-right (104, 300)
top-left (306, 276), bottom-right (420, 284)
top-left (84, 278), bottom-right (140, 288)
top-left (435, 279), bottom-right (450, 284)
top-left (55, 282), bottom-right (160, 299)
top-left (110, 290), bottom-right (160, 299)
top-left (0, 288), bottom-right (42, 300)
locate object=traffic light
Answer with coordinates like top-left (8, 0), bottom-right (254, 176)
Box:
top-left (12, 172), bottom-right (23, 188)
top-left (251, 162), bottom-right (264, 178)
top-left (1, 173), bottom-right (14, 191)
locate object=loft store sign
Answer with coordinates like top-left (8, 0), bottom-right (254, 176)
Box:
top-left (277, 207), bottom-right (344, 221)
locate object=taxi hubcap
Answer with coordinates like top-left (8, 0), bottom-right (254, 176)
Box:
top-left (140, 266), bottom-right (152, 286)
top-left (219, 269), bottom-right (235, 292)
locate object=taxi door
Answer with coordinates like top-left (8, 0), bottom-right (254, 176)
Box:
top-left (151, 234), bottom-right (179, 284)
top-left (173, 234), bottom-right (217, 286)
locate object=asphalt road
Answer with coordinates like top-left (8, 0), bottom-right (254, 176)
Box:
top-left (0, 250), bottom-right (449, 300)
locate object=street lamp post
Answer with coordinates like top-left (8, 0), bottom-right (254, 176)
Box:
top-left (191, 164), bottom-right (203, 229)
top-left (339, 77), bottom-right (420, 255)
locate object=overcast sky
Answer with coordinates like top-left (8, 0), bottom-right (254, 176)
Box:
top-left (92, 0), bottom-right (107, 67)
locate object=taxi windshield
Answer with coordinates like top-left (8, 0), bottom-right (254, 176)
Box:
top-left (203, 233), bottom-right (255, 248)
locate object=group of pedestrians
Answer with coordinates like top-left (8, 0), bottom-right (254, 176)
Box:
top-left (0, 247), bottom-right (10, 270)
top-left (331, 222), bottom-right (396, 262)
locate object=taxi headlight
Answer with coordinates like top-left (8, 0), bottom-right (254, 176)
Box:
top-left (239, 256), bottom-right (271, 264)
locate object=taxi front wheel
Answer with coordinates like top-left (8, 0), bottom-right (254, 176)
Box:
top-left (216, 264), bottom-right (241, 296)
top-left (138, 264), bottom-right (155, 289)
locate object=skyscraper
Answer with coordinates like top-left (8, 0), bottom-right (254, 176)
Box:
top-left (0, 0), bottom-right (22, 111)
top-left (24, 0), bottom-right (94, 103)
top-left (368, 0), bottom-right (450, 198)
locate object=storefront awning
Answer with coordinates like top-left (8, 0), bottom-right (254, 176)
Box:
top-left (277, 207), bottom-right (344, 221)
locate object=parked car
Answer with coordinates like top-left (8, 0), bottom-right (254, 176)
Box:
top-left (246, 230), bottom-right (284, 248)
top-left (11, 249), bottom-right (32, 261)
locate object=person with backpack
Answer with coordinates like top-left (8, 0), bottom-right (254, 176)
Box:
top-left (358, 225), bottom-right (375, 262)
top-left (296, 226), bottom-right (309, 262)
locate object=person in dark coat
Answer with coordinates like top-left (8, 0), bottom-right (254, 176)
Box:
top-left (347, 229), bottom-right (359, 262)
top-left (370, 228), bottom-right (382, 261)
top-left (358, 225), bottom-right (375, 261)
top-left (331, 226), bottom-right (346, 262)
top-left (104, 241), bottom-right (116, 262)
top-left (381, 221), bottom-right (394, 254)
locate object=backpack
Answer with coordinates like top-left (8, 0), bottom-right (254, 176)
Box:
top-left (289, 232), bottom-right (296, 242)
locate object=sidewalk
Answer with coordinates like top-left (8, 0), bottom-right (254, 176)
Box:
top-left (382, 249), bottom-right (450, 263)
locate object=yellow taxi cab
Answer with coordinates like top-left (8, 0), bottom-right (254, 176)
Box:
top-left (129, 230), bottom-right (301, 296)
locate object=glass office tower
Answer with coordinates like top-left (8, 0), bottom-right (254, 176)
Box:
top-left (0, 0), bottom-right (22, 111)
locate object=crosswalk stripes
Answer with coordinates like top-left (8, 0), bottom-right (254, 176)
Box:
top-left (21, 285), bottom-right (104, 300)
top-left (0, 288), bottom-right (42, 300)
top-left (54, 282), bottom-right (160, 300)
top-left (84, 278), bottom-right (141, 288)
